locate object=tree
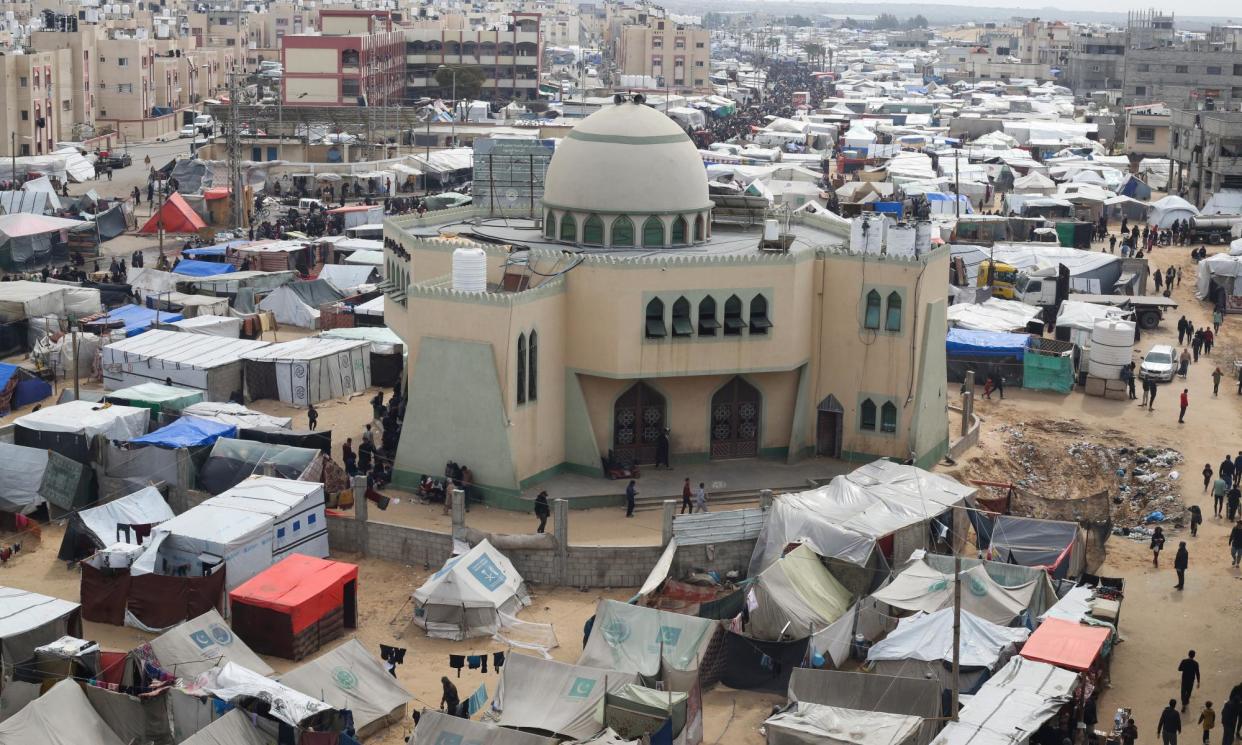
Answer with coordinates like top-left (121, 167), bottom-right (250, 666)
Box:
top-left (873, 13), bottom-right (900, 29)
top-left (904, 14), bottom-right (929, 29)
top-left (803, 42), bottom-right (825, 70)
top-left (786, 14), bottom-right (813, 27)
top-left (434, 65), bottom-right (487, 102)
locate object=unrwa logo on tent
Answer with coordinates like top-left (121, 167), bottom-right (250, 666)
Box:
top-left (567, 677), bottom-right (596, 700)
top-left (331, 666), bottom-right (359, 691)
top-left (467, 554), bottom-right (506, 591)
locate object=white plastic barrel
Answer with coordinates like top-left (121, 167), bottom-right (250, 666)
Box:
top-left (1087, 319), bottom-right (1135, 379)
top-left (763, 219), bottom-right (780, 242)
top-left (451, 246), bottom-right (487, 293)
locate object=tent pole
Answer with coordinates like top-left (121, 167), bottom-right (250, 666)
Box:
top-left (951, 551), bottom-right (961, 721)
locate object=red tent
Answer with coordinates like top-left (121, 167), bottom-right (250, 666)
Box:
top-left (228, 554), bottom-right (358, 659)
top-left (1020, 617), bottom-right (1110, 672)
top-left (139, 192), bottom-right (207, 234)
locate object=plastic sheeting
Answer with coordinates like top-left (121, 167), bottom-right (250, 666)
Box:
top-left (169, 314), bottom-right (243, 338)
top-left (279, 639), bottom-right (413, 739)
top-left (199, 437), bottom-right (317, 493)
top-left (181, 709), bottom-right (267, 745)
top-left (172, 259), bottom-right (236, 277)
top-left (946, 329), bottom-right (1030, 357)
top-left (0, 442), bottom-right (49, 514)
top-left (765, 703), bottom-right (923, 745)
top-left (107, 383), bottom-right (204, 412)
top-left (929, 658), bottom-right (1077, 745)
top-left (129, 416), bottom-right (237, 447)
top-left (947, 300), bottom-right (1042, 333)
top-left (867, 608), bottom-right (1029, 668)
top-left (317, 264), bottom-right (378, 293)
top-left (413, 711), bottom-right (558, 745)
top-left (1019, 617), bottom-right (1109, 672)
top-left (58, 486), bottom-right (175, 561)
top-left (788, 668), bottom-right (942, 745)
top-left (0, 587), bottom-right (81, 667)
top-left (257, 280), bottom-right (346, 328)
top-left (870, 557), bottom-right (1040, 625)
top-left (86, 303), bottom-right (182, 337)
top-left (495, 653), bottom-right (639, 740)
top-left (987, 515), bottom-right (1085, 580)
top-left (578, 598), bottom-right (716, 675)
top-left (197, 662), bottom-right (332, 727)
top-left (413, 538), bottom-right (531, 640)
top-left (14, 399), bottom-right (149, 440)
top-left (148, 609), bottom-right (274, 679)
top-left (181, 402), bottom-right (291, 430)
top-left (0, 678), bottom-right (125, 745)
top-left (748, 544), bottom-right (853, 641)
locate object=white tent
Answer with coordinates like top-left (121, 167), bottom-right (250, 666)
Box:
top-left (579, 599), bottom-right (717, 675)
top-left (747, 544), bottom-right (854, 641)
top-left (14, 399), bottom-right (149, 440)
top-left (180, 401), bottom-right (293, 430)
top-left (414, 710), bottom-right (558, 745)
top-left (946, 298), bottom-right (1042, 332)
top-left (278, 639), bottom-right (413, 739)
top-left (59, 486), bottom-right (175, 559)
top-left (169, 314), bottom-right (243, 338)
top-left (1201, 190), bottom-right (1242, 216)
top-left (869, 555), bottom-right (1050, 625)
top-left (240, 337), bottom-right (370, 407)
top-left (148, 609), bottom-right (274, 678)
top-left (343, 249), bottom-right (383, 266)
top-left (101, 329), bottom-right (271, 400)
top-left (765, 703), bottom-right (923, 745)
top-left (1011, 172), bottom-right (1055, 195)
top-left (843, 126), bottom-right (877, 148)
top-left (0, 678), bottom-right (124, 744)
top-left (413, 538), bottom-right (531, 639)
top-left (132, 476), bottom-right (328, 592)
top-left (352, 294), bottom-right (385, 318)
top-left (866, 608), bottom-right (1029, 688)
top-left (1197, 253), bottom-right (1242, 301)
top-left (1148, 195), bottom-right (1199, 228)
top-left (928, 658), bottom-right (1078, 745)
top-left (0, 587), bottom-right (81, 666)
top-left (197, 662), bottom-right (333, 728)
top-left (317, 264), bottom-right (378, 294)
top-left (0, 442), bottom-right (50, 514)
top-left (495, 653), bottom-right (639, 740)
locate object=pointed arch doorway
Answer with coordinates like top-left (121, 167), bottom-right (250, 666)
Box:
top-left (613, 382), bottom-right (666, 465)
top-left (710, 377), bottom-right (761, 459)
top-left (816, 395), bottom-right (844, 458)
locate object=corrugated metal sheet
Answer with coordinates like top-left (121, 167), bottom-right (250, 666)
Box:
top-left (672, 507), bottom-right (766, 546)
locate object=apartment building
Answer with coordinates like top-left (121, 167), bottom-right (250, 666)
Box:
top-left (614, 16), bottom-right (711, 92)
top-left (30, 22), bottom-right (99, 140)
top-left (1169, 107), bottom-right (1242, 207)
top-left (282, 10), bottom-right (406, 107)
top-left (404, 12), bottom-right (543, 103)
top-left (935, 45), bottom-right (1053, 83)
top-left (1123, 108), bottom-right (1171, 158)
top-left (0, 49), bottom-right (72, 156)
top-left (1065, 29), bottom-right (1126, 95)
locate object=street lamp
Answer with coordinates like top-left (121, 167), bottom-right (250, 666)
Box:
top-left (437, 64), bottom-right (458, 142)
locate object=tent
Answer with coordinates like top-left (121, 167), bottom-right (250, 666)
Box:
top-left (1115, 174), bottom-right (1152, 200)
top-left (787, 669), bottom-right (943, 745)
top-left (1196, 253), bottom-right (1242, 304)
top-left (256, 279), bottom-right (346, 328)
top-left (495, 653), bottom-right (639, 740)
top-left (986, 515), bottom-right (1086, 579)
top-left (84, 303), bottom-right (183, 337)
top-left (129, 415), bottom-right (237, 448)
top-left (1201, 189), bottom-right (1242, 215)
top-left (413, 538), bottom-right (531, 640)
top-left (57, 485), bottom-right (175, 562)
top-left (1147, 194), bottom-right (1199, 228)
top-left (0, 587), bottom-right (82, 666)
top-left (579, 598), bottom-right (717, 675)
top-left (0, 213), bottom-right (85, 271)
top-left (0, 442), bottom-right (50, 514)
top-left (1011, 172), bottom-right (1055, 195)
top-left (604, 683), bottom-right (689, 742)
top-left (747, 544), bottom-right (853, 641)
top-left (132, 476), bottom-right (329, 593)
top-left (317, 264), bottom-right (378, 294)
top-left (197, 662), bottom-right (334, 728)
top-left (0, 678), bottom-right (125, 745)
top-left (928, 657), bottom-right (1078, 745)
top-left (765, 703), bottom-right (923, 745)
top-left (172, 259), bottom-right (236, 277)
top-left (100, 329), bottom-right (271, 400)
top-left (14, 399), bottom-right (149, 460)
top-left (1019, 617), bottom-right (1110, 672)
top-left (866, 608), bottom-right (1029, 691)
top-left (920, 553), bottom-right (1060, 622)
top-left (148, 609), bottom-right (274, 678)
top-left (279, 639), bottom-right (413, 739)
top-left (182, 709), bottom-right (267, 745)
top-left (414, 710), bottom-right (558, 745)
top-left (169, 314), bottom-right (243, 337)
top-left (139, 192), bottom-right (207, 234)
top-left (947, 300), bottom-right (1042, 332)
top-left (870, 554), bottom-right (1051, 626)
top-left (241, 337), bottom-right (370, 407)
top-left (229, 554), bottom-right (358, 659)
top-left (180, 401), bottom-right (292, 430)
top-left (0, 362), bottom-right (52, 414)
top-left (198, 437), bottom-right (320, 494)
top-left (105, 382), bottom-right (205, 413)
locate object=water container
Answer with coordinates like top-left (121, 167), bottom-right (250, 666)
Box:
top-left (1087, 319), bottom-right (1134, 379)
top-left (914, 220), bottom-right (932, 252)
top-left (886, 223), bottom-right (916, 257)
top-left (451, 247), bottom-right (487, 293)
top-left (762, 219), bottom-right (779, 242)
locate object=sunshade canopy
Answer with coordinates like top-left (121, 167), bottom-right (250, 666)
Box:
top-left (1019, 617), bottom-right (1110, 671)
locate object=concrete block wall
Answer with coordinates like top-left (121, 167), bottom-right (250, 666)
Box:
top-left (671, 539), bottom-right (758, 580)
top-left (563, 545), bottom-right (666, 588)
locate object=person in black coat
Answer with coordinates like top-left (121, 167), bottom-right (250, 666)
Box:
top-left (1160, 699), bottom-right (1183, 745)
top-left (534, 491), bottom-right (550, 533)
top-left (1174, 542), bottom-right (1190, 590)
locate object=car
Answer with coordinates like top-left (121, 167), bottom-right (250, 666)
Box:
top-left (179, 124), bottom-right (197, 138)
top-left (1139, 344), bottom-right (1177, 382)
top-left (102, 152), bottom-right (132, 169)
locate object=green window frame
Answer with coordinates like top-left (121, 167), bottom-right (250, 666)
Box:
top-left (694, 215), bottom-right (704, 241)
top-left (544, 211), bottom-right (556, 238)
top-left (881, 401), bottom-right (897, 433)
top-left (860, 399), bottom-right (876, 431)
top-left (612, 216), bottom-right (634, 246)
top-left (559, 214), bottom-right (577, 242)
top-left (724, 295), bottom-right (744, 335)
top-left (645, 297), bottom-right (666, 338)
top-left (698, 296), bottom-right (719, 335)
top-left (885, 291), bottom-right (902, 332)
top-left (864, 290), bottom-right (882, 330)
top-left (642, 216), bottom-right (664, 247)
top-left (671, 296), bottom-right (693, 336)
top-left (749, 294), bottom-right (771, 334)
top-left (671, 216), bottom-right (687, 244)
top-left (583, 214), bottom-right (604, 245)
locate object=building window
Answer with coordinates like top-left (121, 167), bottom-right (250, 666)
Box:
top-left (671, 216), bottom-right (687, 244)
top-left (559, 214), bottom-right (577, 242)
top-left (342, 48), bottom-right (360, 66)
top-left (528, 330), bottom-right (538, 402)
top-left (724, 295), bottom-right (744, 335)
top-left (18, 77), bottom-right (27, 87)
top-left (545, 211), bottom-right (556, 238)
top-left (695, 61), bottom-right (704, 67)
top-left (642, 216), bottom-right (664, 246)
top-left (342, 78), bottom-right (360, 98)
top-left (612, 216), bottom-right (634, 246)
top-left (864, 290), bottom-right (882, 329)
top-left (1174, 65), bottom-right (1188, 74)
top-left (698, 296), bottom-right (718, 335)
top-left (1207, 66), bottom-right (1222, 76)
top-left (1136, 126), bottom-right (1156, 144)
top-left (881, 402), bottom-right (898, 433)
top-left (117, 57), bottom-right (129, 66)
top-left (860, 399), bottom-right (877, 431)
top-left (696, 41), bottom-right (704, 48)
top-left (1136, 63), bottom-right (1149, 72)
top-left (645, 298), bottom-right (666, 338)
top-left (583, 214), bottom-right (604, 245)
top-left (62, 100), bottom-right (71, 111)
top-left (885, 292), bottom-right (902, 332)
top-left (671, 297), bottom-right (693, 336)
top-left (1134, 85), bottom-right (1146, 95)
top-left (694, 215), bottom-right (704, 241)
top-left (20, 111), bottom-right (28, 121)
top-left (1235, 64), bottom-right (1242, 76)
top-left (516, 333), bottom-right (527, 404)
top-left (749, 295), bottom-right (771, 334)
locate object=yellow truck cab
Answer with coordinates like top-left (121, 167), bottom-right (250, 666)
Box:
top-left (977, 260), bottom-right (1019, 299)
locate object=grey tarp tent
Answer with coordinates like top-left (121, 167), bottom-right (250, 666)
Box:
top-left (278, 639), bottom-right (413, 739)
top-left (869, 552), bottom-right (1055, 625)
top-left (182, 709), bottom-right (268, 745)
top-left (0, 442), bottom-right (49, 514)
top-left (496, 653), bottom-right (639, 740)
top-left (0, 678), bottom-right (125, 744)
top-left (986, 515), bottom-right (1086, 580)
top-left (148, 609), bottom-right (274, 678)
top-left (414, 710), bottom-right (558, 745)
top-left (82, 685), bottom-right (173, 745)
top-left (787, 669), bottom-right (943, 745)
top-left (0, 587), bottom-right (82, 667)
top-left (764, 704), bottom-right (923, 745)
top-left (57, 485), bottom-right (176, 562)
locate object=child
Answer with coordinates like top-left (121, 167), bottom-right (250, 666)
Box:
top-left (1199, 701), bottom-right (1215, 744)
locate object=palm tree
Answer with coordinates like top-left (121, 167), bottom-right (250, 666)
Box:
top-left (803, 42), bottom-right (825, 71)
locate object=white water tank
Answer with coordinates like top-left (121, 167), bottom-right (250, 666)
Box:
top-left (451, 246), bottom-right (487, 293)
top-left (886, 223), bottom-right (916, 257)
top-left (763, 219), bottom-right (780, 242)
top-left (1087, 319), bottom-right (1134, 379)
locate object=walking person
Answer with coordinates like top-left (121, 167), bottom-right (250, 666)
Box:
top-left (1202, 703), bottom-right (1216, 744)
top-left (1179, 652), bottom-right (1201, 709)
top-left (1154, 268), bottom-right (1164, 292)
top-left (1229, 484), bottom-right (1241, 522)
top-left (1179, 316), bottom-right (1190, 346)
top-left (625, 479), bottom-right (637, 518)
top-left (1215, 476), bottom-right (1229, 517)
top-left (994, 373), bottom-right (1005, 400)
top-left (533, 490), bottom-right (550, 533)
top-left (1222, 456), bottom-right (1236, 490)
top-left (1204, 464), bottom-right (1215, 493)
top-left (681, 478), bottom-right (693, 514)
top-left (307, 403), bottom-right (318, 431)
top-left (1214, 367), bottom-right (1225, 396)
top-left (1162, 699), bottom-right (1184, 745)
top-left (1141, 376), bottom-right (1151, 407)
top-left (1152, 526), bottom-right (1166, 567)
top-left (1205, 327), bottom-right (1215, 355)
top-left (1149, 379), bottom-right (1158, 411)
top-left (1180, 348), bottom-right (1192, 378)
top-left (1221, 696), bottom-right (1240, 745)
top-left (1214, 309), bottom-right (1224, 333)
top-left (1123, 362), bottom-right (1137, 399)
top-left (440, 677), bottom-right (460, 716)
top-left (1179, 388), bottom-right (1189, 423)
top-left (694, 482), bottom-right (708, 513)
top-left (1230, 521), bottom-right (1242, 567)
top-left (1174, 541), bottom-right (1189, 590)
top-left (654, 428), bottom-right (670, 469)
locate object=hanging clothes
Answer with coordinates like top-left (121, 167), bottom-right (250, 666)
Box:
top-left (492, 651), bottom-right (505, 672)
top-left (449, 655), bottom-right (465, 677)
top-left (466, 684), bottom-right (488, 716)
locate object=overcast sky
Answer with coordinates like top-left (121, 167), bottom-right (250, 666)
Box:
top-left (866, 0), bottom-right (1230, 17)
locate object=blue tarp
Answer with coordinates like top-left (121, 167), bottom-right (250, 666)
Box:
top-left (0, 363), bottom-right (52, 413)
top-left (182, 246), bottom-right (227, 257)
top-left (129, 416), bottom-right (237, 447)
top-left (873, 201), bottom-right (904, 218)
top-left (946, 328), bottom-right (1028, 358)
top-left (0, 363), bottom-right (16, 392)
top-left (89, 304), bottom-right (183, 337)
top-left (173, 258), bottom-right (237, 276)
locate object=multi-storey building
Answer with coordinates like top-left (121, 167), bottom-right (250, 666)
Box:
top-left (404, 12), bottom-right (543, 103)
top-left (1123, 107), bottom-right (1171, 158)
top-left (0, 49), bottom-right (71, 156)
top-left (1169, 107), bottom-right (1242, 207)
top-left (30, 22), bottom-right (98, 141)
top-left (282, 10), bottom-right (406, 107)
top-left (615, 16), bottom-right (711, 92)
top-left (1065, 29), bottom-right (1126, 96)
top-left (1121, 13), bottom-right (1242, 106)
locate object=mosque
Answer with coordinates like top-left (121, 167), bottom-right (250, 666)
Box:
top-left (382, 97), bottom-right (951, 507)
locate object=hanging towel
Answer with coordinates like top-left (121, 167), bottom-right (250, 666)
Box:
top-left (466, 683), bottom-right (488, 716)
top-left (449, 654), bottom-right (465, 677)
top-left (466, 655), bottom-right (482, 670)
top-left (493, 651), bottom-right (505, 672)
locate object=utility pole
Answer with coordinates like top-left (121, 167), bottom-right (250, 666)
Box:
top-left (71, 318), bottom-right (80, 401)
top-left (951, 551), bottom-right (962, 721)
top-left (954, 147), bottom-right (961, 218)
top-left (226, 71), bottom-right (245, 230)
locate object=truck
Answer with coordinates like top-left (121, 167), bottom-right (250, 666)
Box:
top-left (1062, 293), bottom-right (1179, 330)
top-left (1188, 215), bottom-right (1242, 244)
top-left (977, 260), bottom-right (1020, 299)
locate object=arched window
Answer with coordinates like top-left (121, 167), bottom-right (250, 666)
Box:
top-left (694, 215), bottom-right (704, 242)
top-left (860, 399), bottom-right (876, 431)
top-left (559, 213), bottom-right (577, 242)
top-left (864, 290), bottom-right (882, 330)
top-left (611, 216), bottom-right (634, 246)
top-left (583, 214), bottom-right (604, 245)
top-left (885, 292), bottom-right (903, 332)
top-left (645, 297), bottom-right (666, 338)
top-left (749, 294), bottom-right (771, 334)
top-left (544, 211), bottom-right (555, 238)
top-left (671, 297), bottom-right (692, 336)
top-left (671, 216), bottom-right (688, 244)
top-left (516, 333), bottom-right (527, 404)
top-left (642, 216), bottom-right (664, 247)
top-left (881, 401), bottom-right (897, 432)
top-left (528, 330), bottom-right (538, 402)
top-left (723, 295), bottom-right (744, 335)
top-left (698, 296), bottom-right (719, 335)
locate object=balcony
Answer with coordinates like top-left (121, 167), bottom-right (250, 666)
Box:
top-left (1208, 155), bottom-right (1242, 176)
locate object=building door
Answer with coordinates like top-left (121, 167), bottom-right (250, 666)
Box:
top-left (710, 377), bottom-right (760, 459)
top-left (613, 382), bottom-right (665, 465)
top-left (816, 395), bottom-right (844, 457)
